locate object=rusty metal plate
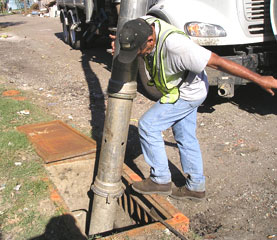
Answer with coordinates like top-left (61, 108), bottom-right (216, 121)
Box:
top-left (18, 120), bottom-right (96, 164)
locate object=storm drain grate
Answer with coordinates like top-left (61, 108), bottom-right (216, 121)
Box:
top-left (100, 164), bottom-right (189, 239)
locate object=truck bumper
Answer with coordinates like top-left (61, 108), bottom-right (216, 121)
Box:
top-left (206, 46), bottom-right (277, 97)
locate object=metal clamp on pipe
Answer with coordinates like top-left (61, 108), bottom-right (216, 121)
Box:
top-left (91, 176), bottom-right (124, 204)
top-left (108, 56), bottom-right (138, 99)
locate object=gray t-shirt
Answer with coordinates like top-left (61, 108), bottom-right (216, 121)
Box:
top-left (153, 21), bottom-right (211, 101)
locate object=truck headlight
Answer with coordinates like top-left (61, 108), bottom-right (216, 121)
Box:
top-left (185, 22), bottom-right (226, 37)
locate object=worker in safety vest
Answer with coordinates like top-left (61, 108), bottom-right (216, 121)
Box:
top-left (112, 17), bottom-right (277, 200)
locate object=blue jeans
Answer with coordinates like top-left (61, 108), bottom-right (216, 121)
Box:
top-left (138, 97), bottom-right (206, 192)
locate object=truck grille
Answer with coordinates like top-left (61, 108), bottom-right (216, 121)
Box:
top-left (244, 0), bottom-right (271, 35)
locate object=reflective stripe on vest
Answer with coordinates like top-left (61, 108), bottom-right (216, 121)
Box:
top-left (144, 17), bottom-right (189, 104)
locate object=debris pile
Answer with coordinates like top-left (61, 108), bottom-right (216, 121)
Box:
top-left (27, 0), bottom-right (59, 18)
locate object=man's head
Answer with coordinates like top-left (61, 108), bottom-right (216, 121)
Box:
top-left (118, 18), bottom-right (155, 63)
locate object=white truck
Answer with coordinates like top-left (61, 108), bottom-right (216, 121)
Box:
top-left (57, 0), bottom-right (277, 99)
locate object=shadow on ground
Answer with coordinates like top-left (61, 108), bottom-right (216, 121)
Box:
top-left (0, 20), bottom-right (25, 28)
top-left (199, 84), bottom-right (277, 116)
top-left (29, 214), bottom-right (87, 240)
top-left (230, 84), bottom-right (277, 115)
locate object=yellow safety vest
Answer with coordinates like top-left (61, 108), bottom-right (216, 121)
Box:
top-left (144, 17), bottom-right (189, 104)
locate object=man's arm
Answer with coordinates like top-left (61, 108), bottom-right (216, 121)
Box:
top-left (207, 52), bottom-right (277, 96)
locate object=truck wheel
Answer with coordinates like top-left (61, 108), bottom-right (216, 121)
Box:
top-left (69, 22), bottom-right (82, 50)
top-left (62, 21), bottom-right (70, 44)
top-left (138, 56), bottom-right (162, 101)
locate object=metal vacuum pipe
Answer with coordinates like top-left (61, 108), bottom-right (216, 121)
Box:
top-left (89, 0), bottom-right (148, 235)
top-left (114, 0), bottom-right (149, 57)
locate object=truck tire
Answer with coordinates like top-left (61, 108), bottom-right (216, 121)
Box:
top-left (138, 56), bottom-right (162, 101)
top-left (69, 21), bottom-right (82, 50)
top-left (62, 20), bottom-right (70, 44)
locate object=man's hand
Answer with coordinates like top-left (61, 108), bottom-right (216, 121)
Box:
top-left (258, 76), bottom-right (277, 96)
top-left (109, 34), bottom-right (116, 55)
top-left (207, 52), bottom-right (277, 96)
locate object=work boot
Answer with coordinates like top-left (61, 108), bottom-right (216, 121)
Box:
top-left (170, 186), bottom-right (205, 201)
top-left (132, 178), bottom-right (172, 195)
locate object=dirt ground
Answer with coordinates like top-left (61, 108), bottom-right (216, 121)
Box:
top-left (0, 14), bottom-right (276, 240)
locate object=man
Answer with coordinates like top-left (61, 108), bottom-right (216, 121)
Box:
top-left (113, 17), bottom-right (277, 200)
